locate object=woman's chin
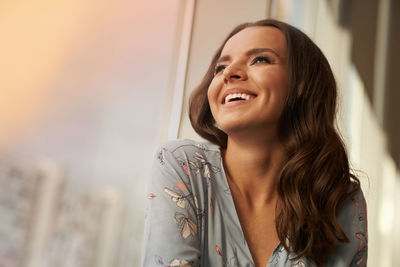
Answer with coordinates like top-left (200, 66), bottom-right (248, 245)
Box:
top-left (217, 123), bottom-right (254, 137)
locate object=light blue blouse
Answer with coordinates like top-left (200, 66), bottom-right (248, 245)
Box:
top-left (142, 139), bottom-right (367, 267)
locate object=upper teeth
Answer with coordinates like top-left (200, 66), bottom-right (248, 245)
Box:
top-left (225, 93), bottom-right (252, 103)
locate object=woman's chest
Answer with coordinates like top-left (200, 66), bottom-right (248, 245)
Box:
top-left (236, 205), bottom-right (280, 267)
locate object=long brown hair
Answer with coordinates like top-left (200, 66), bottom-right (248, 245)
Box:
top-left (189, 19), bottom-right (360, 266)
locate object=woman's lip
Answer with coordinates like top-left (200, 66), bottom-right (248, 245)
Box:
top-left (222, 98), bottom-right (254, 107)
top-left (221, 88), bottom-right (257, 104)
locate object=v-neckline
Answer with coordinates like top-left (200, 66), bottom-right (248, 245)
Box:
top-left (218, 153), bottom-right (281, 267)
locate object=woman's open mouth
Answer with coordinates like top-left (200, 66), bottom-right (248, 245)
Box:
top-left (223, 93), bottom-right (256, 104)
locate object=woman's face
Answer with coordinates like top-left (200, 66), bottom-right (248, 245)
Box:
top-left (207, 26), bottom-right (288, 137)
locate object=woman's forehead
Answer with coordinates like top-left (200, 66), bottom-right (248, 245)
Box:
top-left (220, 26), bottom-right (287, 58)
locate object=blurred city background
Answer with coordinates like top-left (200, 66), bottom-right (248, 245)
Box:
top-left (0, 0), bottom-right (398, 266)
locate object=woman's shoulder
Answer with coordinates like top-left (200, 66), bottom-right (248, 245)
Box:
top-left (157, 139), bottom-right (221, 156)
top-left (330, 186), bottom-right (367, 266)
top-left (338, 185), bottom-right (367, 226)
top-left (153, 139), bottom-right (222, 174)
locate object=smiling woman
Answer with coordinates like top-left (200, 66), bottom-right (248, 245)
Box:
top-left (142, 19), bottom-right (367, 267)
top-left (207, 26), bottom-right (288, 140)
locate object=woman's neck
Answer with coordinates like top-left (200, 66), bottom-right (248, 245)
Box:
top-left (223, 135), bottom-right (286, 209)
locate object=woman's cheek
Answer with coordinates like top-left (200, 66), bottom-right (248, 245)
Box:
top-left (207, 82), bottom-right (218, 106)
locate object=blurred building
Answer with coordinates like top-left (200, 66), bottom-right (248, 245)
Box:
top-left (0, 161), bottom-right (124, 267)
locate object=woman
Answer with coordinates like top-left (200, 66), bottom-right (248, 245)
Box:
top-left (142, 19), bottom-right (367, 267)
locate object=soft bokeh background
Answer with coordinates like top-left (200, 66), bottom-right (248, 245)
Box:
top-left (0, 0), bottom-right (399, 266)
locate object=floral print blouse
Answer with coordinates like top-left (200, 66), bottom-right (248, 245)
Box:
top-left (141, 139), bottom-right (368, 267)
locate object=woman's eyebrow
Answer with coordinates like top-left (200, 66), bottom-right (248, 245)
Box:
top-left (246, 48), bottom-right (283, 59)
top-left (216, 55), bottom-right (230, 65)
top-left (216, 47), bottom-right (284, 64)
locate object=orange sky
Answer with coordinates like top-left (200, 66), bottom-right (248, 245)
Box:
top-left (0, 0), bottom-right (173, 148)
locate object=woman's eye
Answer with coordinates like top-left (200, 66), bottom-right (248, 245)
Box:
top-left (214, 65), bottom-right (226, 74)
top-left (251, 56), bottom-right (272, 65)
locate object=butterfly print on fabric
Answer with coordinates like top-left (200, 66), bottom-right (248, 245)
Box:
top-left (350, 234), bottom-right (367, 267)
top-left (147, 193), bottom-right (157, 199)
top-left (192, 195), bottom-right (206, 237)
top-left (216, 245), bottom-right (222, 256)
top-left (174, 158), bottom-right (194, 185)
top-left (154, 255), bottom-right (195, 267)
top-left (176, 182), bottom-right (189, 191)
top-left (195, 143), bottom-right (208, 150)
top-left (185, 152), bottom-right (221, 180)
top-left (350, 248), bottom-right (367, 266)
top-left (291, 260), bottom-right (306, 267)
top-left (215, 245), bottom-right (239, 267)
top-left (355, 232), bottom-right (367, 252)
top-left (268, 244), bottom-right (284, 265)
top-left (210, 196), bottom-right (215, 215)
top-left (174, 212), bottom-right (197, 239)
top-left (157, 148), bottom-right (167, 165)
top-left (193, 195), bottom-right (206, 219)
top-left (180, 162), bottom-right (190, 176)
top-left (164, 187), bottom-right (192, 209)
top-left (352, 197), bottom-right (367, 223)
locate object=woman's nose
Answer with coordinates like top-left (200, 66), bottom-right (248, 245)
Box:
top-left (223, 64), bottom-right (247, 82)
